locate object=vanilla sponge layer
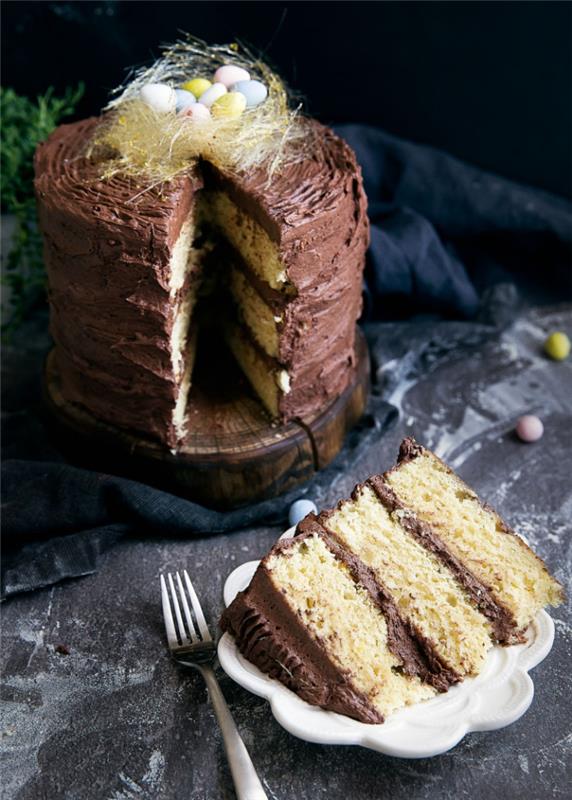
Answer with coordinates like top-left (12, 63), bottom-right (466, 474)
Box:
top-left (224, 320), bottom-right (290, 418)
top-left (167, 215), bottom-right (203, 443)
top-left (386, 452), bottom-right (564, 631)
top-left (325, 484), bottom-right (492, 676)
top-left (229, 266), bottom-right (282, 359)
top-left (205, 191), bottom-right (289, 291)
top-left (172, 326), bottom-right (198, 443)
top-left (267, 534), bottom-right (435, 718)
top-left (169, 217), bottom-right (196, 296)
top-left (170, 283), bottom-right (200, 379)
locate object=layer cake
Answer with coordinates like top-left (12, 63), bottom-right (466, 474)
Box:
top-left (221, 438), bottom-right (563, 723)
top-left (34, 118), bottom-right (368, 449)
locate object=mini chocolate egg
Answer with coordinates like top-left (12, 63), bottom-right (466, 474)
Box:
top-left (516, 415), bottom-right (544, 442)
top-left (288, 499), bottom-right (318, 527)
top-left (182, 103), bottom-right (211, 123)
top-left (181, 78), bottom-right (212, 98)
top-left (211, 91), bottom-right (247, 118)
top-left (231, 79), bottom-right (268, 108)
top-left (139, 83), bottom-right (176, 113)
top-left (174, 89), bottom-right (196, 113)
top-left (214, 65), bottom-right (250, 88)
top-left (544, 331), bottom-right (570, 361)
top-left (198, 82), bottom-right (227, 108)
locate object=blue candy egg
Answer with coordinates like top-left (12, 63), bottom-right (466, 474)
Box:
top-left (174, 89), bottom-right (196, 113)
top-left (288, 499), bottom-right (318, 527)
top-left (231, 79), bottom-right (268, 108)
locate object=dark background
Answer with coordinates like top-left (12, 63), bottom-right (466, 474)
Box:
top-left (2, 0), bottom-right (571, 200)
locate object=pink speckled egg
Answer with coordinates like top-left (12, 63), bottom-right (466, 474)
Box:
top-left (516, 415), bottom-right (544, 442)
top-left (182, 103), bottom-right (211, 123)
top-left (214, 65), bottom-right (250, 88)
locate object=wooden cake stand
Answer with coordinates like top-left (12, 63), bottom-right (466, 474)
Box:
top-left (43, 328), bottom-right (370, 509)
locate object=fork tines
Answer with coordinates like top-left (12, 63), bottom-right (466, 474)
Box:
top-left (161, 570), bottom-right (213, 651)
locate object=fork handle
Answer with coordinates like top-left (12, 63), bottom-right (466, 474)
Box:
top-left (200, 665), bottom-right (268, 800)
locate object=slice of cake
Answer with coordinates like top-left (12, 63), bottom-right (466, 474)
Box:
top-left (221, 438), bottom-right (563, 724)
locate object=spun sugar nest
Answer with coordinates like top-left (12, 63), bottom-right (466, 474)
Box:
top-left (88, 35), bottom-right (307, 188)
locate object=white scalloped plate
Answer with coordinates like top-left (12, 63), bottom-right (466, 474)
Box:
top-left (218, 528), bottom-right (555, 758)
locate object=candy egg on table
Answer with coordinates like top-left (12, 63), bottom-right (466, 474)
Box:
top-left (516, 415), bottom-right (544, 443)
top-left (198, 82), bottom-right (227, 108)
top-left (211, 91), bottom-right (247, 118)
top-left (288, 499), bottom-right (318, 527)
top-left (544, 331), bottom-right (570, 361)
top-left (181, 103), bottom-right (211, 123)
top-left (174, 89), bottom-right (196, 113)
top-left (231, 79), bottom-right (268, 108)
top-left (181, 78), bottom-right (212, 98)
top-left (139, 83), bottom-right (176, 113)
top-left (214, 65), bottom-right (250, 88)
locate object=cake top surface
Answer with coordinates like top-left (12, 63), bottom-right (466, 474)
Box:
top-left (35, 35), bottom-right (368, 247)
top-left (35, 115), bottom-right (365, 246)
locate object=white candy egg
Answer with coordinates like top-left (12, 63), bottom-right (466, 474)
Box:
top-left (174, 88), bottom-right (196, 113)
top-left (231, 79), bottom-right (268, 108)
top-left (288, 499), bottom-right (318, 527)
top-left (214, 65), bottom-right (251, 88)
top-left (139, 83), bottom-right (176, 113)
top-left (198, 82), bottom-right (227, 108)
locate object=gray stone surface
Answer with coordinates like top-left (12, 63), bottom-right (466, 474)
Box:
top-left (2, 306), bottom-right (571, 799)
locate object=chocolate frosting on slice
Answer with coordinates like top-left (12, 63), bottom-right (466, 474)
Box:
top-left (367, 474), bottom-right (520, 643)
top-left (396, 436), bottom-right (425, 464)
top-left (221, 520), bottom-right (463, 725)
top-left (220, 532), bottom-right (385, 724)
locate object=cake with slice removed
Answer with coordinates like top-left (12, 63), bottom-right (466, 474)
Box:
top-left (35, 117), bottom-right (367, 449)
top-left (220, 438), bottom-right (563, 723)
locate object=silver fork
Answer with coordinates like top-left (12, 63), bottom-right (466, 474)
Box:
top-left (160, 570), bottom-right (268, 800)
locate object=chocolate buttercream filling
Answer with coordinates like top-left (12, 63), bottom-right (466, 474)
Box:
top-left (205, 236), bottom-right (290, 320)
top-left (229, 245), bottom-right (292, 313)
top-left (299, 515), bottom-right (460, 690)
top-left (367, 474), bottom-right (519, 643)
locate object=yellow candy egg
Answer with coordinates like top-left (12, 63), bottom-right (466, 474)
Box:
top-left (544, 331), bottom-right (570, 361)
top-left (211, 91), bottom-right (247, 119)
top-left (181, 78), bottom-right (212, 98)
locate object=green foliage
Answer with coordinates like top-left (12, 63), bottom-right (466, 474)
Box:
top-left (1, 84), bottom-right (84, 334)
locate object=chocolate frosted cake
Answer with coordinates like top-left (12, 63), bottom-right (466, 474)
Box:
top-left (35, 90), bottom-right (368, 449)
top-left (221, 438), bottom-right (563, 723)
